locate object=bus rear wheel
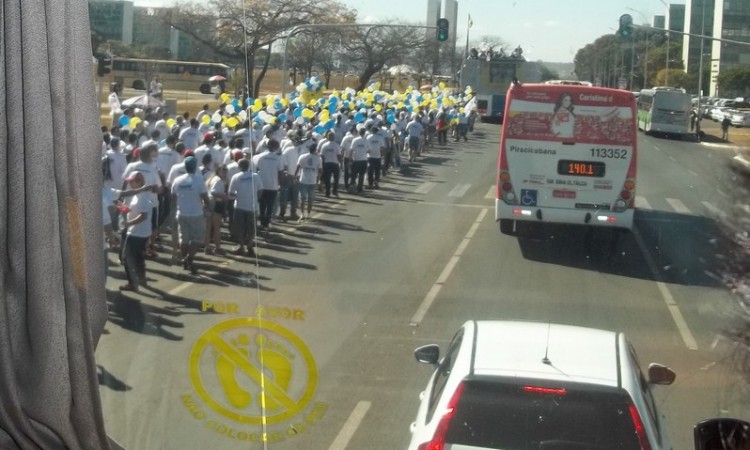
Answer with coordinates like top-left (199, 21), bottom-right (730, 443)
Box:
top-left (499, 219), bottom-right (515, 235)
top-left (199, 83), bottom-right (211, 94)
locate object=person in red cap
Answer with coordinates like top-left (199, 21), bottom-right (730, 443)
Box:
top-left (194, 132), bottom-right (215, 171)
top-left (119, 171), bottom-right (154, 292)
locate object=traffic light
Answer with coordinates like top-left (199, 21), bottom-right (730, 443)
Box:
top-left (437, 18), bottom-right (449, 42)
top-left (97, 54), bottom-right (112, 77)
top-left (618, 14), bottom-right (633, 38)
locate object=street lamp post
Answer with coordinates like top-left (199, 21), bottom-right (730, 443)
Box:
top-left (697, 0), bottom-right (706, 113)
top-left (658, 0), bottom-right (670, 85)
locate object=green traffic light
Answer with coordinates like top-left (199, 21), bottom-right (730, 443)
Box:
top-left (618, 13), bottom-right (633, 38)
top-left (437, 18), bottom-right (449, 42)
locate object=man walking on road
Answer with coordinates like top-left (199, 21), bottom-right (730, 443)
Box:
top-left (295, 141), bottom-right (323, 221)
top-left (171, 156), bottom-right (210, 274)
top-left (722, 116), bottom-right (731, 141)
top-left (350, 126), bottom-right (369, 193)
top-left (254, 139), bottom-right (284, 228)
top-left (228, 159), bottom-right (263, 256)
top-left (320, 131), bottom-right (342, 197)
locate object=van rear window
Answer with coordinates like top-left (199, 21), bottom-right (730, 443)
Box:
top-left (446, 379), bottom-right (641, 450)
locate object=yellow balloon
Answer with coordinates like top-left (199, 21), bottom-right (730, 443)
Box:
top-left (201, 115), bottom-right (211, 124)
top-left (265, 94), bottom-right (275, 106)
top-left (220, 93), bottom-right (231, 104)
top-left (130, 117), bottom-right (141, 128)
top-left (439, 82), bottom-right (446, 90)
top-left (319, 111), bottom-right (330, 122)
top-left (375, 104), bottom-right (382, 112)
top-left (302, 109), bottom-right (315, 119)
top-left (166, 118), bottom-right (176, 128)
top-left (226, 117), bottom-right (239, 128)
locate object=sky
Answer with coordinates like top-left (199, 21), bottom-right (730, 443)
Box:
top-left (130, 0), bottom-right (680, 63)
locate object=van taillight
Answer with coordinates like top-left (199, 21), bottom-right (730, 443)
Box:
top-left (628, 403), bottom-right (653, 450)
top-left (417, 383), bottom-right (466, 450)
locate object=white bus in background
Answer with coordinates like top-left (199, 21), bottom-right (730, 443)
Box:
top-left (496, 82), bottom-right (638, 235)
top-left (637, 87), bottom-right (691, 138)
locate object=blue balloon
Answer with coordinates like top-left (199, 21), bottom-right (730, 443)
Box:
top-left (232, 98), bottom-right (240, 108)
top-left (355, 112), bottom-right (365, 123)
top-left (254, 117), bottom-right (263, 125)
top-left (293, 108), bottom-right (302, 118)
top-left (315, 125), bottom-right (326, 134)
top-left (326, 119), bottom-right (335, 129)
top-left (279, 114), bottom-right (287, 122)
top-left (328, 103), bottom-right (337, 113)
top-left (118, 115), bottom-right (129, 127)
top-left (329, 95), bottom-right (338, 104)
top-left (387, 115), bottom-right (395, 124)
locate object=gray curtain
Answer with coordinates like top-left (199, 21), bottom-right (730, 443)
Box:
top-left (1, 1), bottom-right (119, 448)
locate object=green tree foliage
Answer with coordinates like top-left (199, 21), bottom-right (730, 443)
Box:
top-left (718, 65), bottom-right (750, 97)
top-left (539, 64), bottom-right (560, 82)
top-left (654, 68), bottom-right (690, 88)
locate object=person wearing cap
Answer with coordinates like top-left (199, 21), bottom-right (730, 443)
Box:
top-left (171, 156), bottom-right (210, 274)
top-left (320, 131), bottom-right (342, 198)
top-left (119, 171), bottom-right (154, 292)
top-left (294, 140), bottom-right (323, 221)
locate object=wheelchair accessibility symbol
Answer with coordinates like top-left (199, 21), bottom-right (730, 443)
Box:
top-left (520, 189), bottom-right (537, 206)
top-left (188, 317), bottom-right (318, 425)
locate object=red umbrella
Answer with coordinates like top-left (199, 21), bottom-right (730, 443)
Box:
top-left (209, 75), bottom-right (226, 82)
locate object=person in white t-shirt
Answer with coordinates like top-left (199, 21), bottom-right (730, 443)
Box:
top-left (366, 127), bottom-right (384, 189)
top-left (179, 119), bottom-right (202, 151)
top-left (228, 159), bottom-right (263, 256)
top-left (295, 143), bottom-right (323, 221)
top-left (340, 127), bottom-right (356, 191)
top-left (119, 171), bottom-right (154, 292)
top-left (319, 131), bottom-right (342, 197)
top-left (121, 142), bottom-right (163, 258)
top-left (350, 127), bottom-right (369, 193)
top-left (279, 135), bottom-right (304, 221)
top-left (204, 165), bottom-right (227, 256)
top-left (171, 156), bottom-right (209, 274)
top-left (254, 139), bottom-right (284, 228)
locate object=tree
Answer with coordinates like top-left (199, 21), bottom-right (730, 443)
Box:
top-left (165, 0), bottom-right (355, 97)
top-left (718, 65), bottom-right (750, 98)
top-left (539, 64), bottom-right (560, 82)
top-left (654, 68), bottom-right (690, 89)
top-left (287, 28), bottom-right (343, 88)
top-left (340, 22), bottom-right (426, 91)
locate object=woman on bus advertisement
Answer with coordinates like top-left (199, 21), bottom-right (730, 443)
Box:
top-left (503, 87), bottom-right (634, 146)
top-left (551, 92), bottom-right (575, 138)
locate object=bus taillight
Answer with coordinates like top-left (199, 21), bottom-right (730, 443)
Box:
top-left (620, 190), bottom-right (631, 201)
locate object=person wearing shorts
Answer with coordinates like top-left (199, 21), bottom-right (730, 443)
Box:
top-left (170, 156), bottom-right (209, 274)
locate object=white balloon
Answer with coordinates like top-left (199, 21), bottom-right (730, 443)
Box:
top-left (267, 105), bottom-right (277, 115)
top-left (211, 113), bottom-right (222, 123)
top-left (225, 105), bottom-right (235, 114)
top-left (295, 116), bottom-right (305, 125)
top-left (239, 110), bottom-right (248, 121)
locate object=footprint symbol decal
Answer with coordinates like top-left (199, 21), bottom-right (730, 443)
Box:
top-left (215, 333), bottom-right (296, 411)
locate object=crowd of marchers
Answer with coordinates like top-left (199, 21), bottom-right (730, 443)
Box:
top-left (101, 82), bottom-right (478, 292)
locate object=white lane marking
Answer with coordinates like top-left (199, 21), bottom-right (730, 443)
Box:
top-left (415, 182), bottom-right (437, 194)
top-left (328, 400), bottom-right (372, 450)
top-left (410, 209), bottom-right (488, 325)
top-left (653, 144), bottom-right (662, 152)
top-left (168, 282), bottom-right (193, 296)
top-left (688, 169), bottom-right (699, 177)
top-left (448, 184), bottom-right (472, 198)
top-left (635, 196), bottom-right (652, 210)
top-left (717, 189), bottom-right (729, 198)
top-left (419, 201), bottom-right (486, 209)
top-left (666, 198), bottom-right (692, 214)
top-left (632, 228), bottom-right (699, 350)
top-left (668, 155), bottom-right (677, 162)
top-left (485, 185), bottom-right (496, 200)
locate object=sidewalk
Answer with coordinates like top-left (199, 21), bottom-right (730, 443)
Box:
top-left (698, 119), bottom-right (750, 150)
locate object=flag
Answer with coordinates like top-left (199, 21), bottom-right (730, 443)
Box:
top-left (468, 14), bottom-right (473, 28)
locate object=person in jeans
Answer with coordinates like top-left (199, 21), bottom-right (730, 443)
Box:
top-left (319, 131), bottom-right (342, 197)
top-left (254, 139), bottom-right (284, 228)
top-left (119, 172), bottom-right (153, 292)
top-left (295, 142), bottom-right (322, 221)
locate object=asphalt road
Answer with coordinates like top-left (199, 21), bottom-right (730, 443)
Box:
top-left (96, 123), bottom-right (750, 450)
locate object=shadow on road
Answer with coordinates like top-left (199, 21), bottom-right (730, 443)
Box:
top-left (514, 208), bottom-right (744, 288)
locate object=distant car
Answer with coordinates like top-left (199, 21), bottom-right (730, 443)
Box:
top-left (729, 110), bottom-right (750, 127)
top-left (710, 106), bottom-right (733, 122)
top-left (408, 320), bottom-right (676, 450)
top-left (731, 151), bottom-right (750, 176)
